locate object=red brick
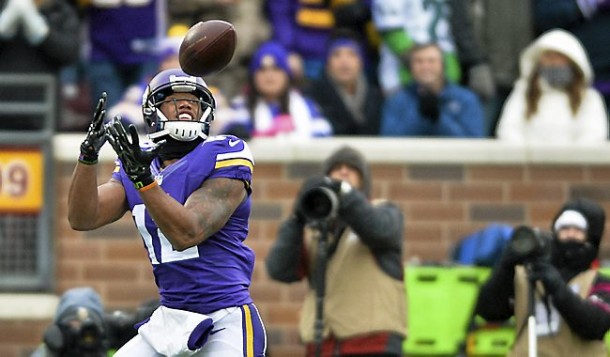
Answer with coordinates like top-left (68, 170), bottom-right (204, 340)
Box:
top-left (528, 166), bottom-right (585, 181)
top-left (0, 321), bottom-right (47, 344)
top-left (254, 163), bottom-right (284, 179)
top-left (83, 262), bottom-right (139, 281)
top-left (448, 183), bottom-right (503, 202)
top-left (405, 241), bottom-right (451, 263)
top-left (406, 202), bottom-right (465, 221)
top-left (445, 222), bottom-right (492, 243)
top-left (266, 302), bottom-right (301, 324)
top-left (264, 180), bottom-right (301, 200)
top-left (106, 283), bottom-right (158, 307)
top-left (389, 183), bottom-right (443, 201)
top-left (57, 239), bottom-right (103, 261)
top-left (250, 282), bottom-right (282, 302)
top-left (57, 261), bottom-right (81, 281)
top-left (529, 202), bottom-right (562, 223)
top-left (469, 166), bottom-right (525, 181)
top-left (589, 167), bottom-right (610, 181)
top-left (371, 164), bottom-right (406, 181)
top-left (509, 183), bottom-right (566, 202)
top-left (105, 240), bottom-right (149, 260)
top-left (404, 223), bottom-right (442, 244)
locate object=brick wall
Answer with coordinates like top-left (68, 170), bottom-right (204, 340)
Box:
top-left (4, 137), bottom-right (610, 356)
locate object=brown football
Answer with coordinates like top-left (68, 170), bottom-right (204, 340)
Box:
top-left (179, 20), bottom-right (237, 77)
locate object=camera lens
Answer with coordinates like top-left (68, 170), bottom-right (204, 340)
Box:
top-left (300, 187), bottom-right (339, 221)
top-left (510, 226), bottom-right (539, 255)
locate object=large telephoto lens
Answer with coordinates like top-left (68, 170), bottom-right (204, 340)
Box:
top-left (300, 187), bottom-right (339, 221)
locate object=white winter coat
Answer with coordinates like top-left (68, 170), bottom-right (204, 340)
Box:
top-left (496, 29), bottom-right (608, 144)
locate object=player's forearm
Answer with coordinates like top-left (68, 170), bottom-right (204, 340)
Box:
top-left (138, 185), bottom-right (212, 251)
top-left (68, 163), bottom-right (101, 230)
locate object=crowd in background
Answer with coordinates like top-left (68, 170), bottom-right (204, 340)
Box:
top-left (2, 0), bottom-right (610, 141)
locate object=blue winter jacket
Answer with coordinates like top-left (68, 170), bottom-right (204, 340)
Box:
top-left (380, 83), bottom-right (485, 138)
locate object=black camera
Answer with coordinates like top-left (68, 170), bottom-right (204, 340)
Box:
top-left (44, 306), bottom-right (107, 357)
top-left (507, 225), bottom-right (553, 264)
top-left (299, 186), bottom-right (340, 222)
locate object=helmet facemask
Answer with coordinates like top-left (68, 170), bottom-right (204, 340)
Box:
top-left (143, 70), bottom-right (216, 142)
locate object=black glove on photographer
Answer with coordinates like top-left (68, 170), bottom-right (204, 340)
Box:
top-left (530, 261), bottom-right (566, 297)
top-left (499, 244), bottom-right (525, 270)
top-left (529, 261), bottom-right (610, 340)
top-left (105, 117), bottom-right (164, 190)
top-left (79, 92), bottom-right (107, 165)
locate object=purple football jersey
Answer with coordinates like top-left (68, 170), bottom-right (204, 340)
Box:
top-left (112, 135), bottom-right (255, 314)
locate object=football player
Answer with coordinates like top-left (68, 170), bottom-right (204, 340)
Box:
top-left (67, 68), bottom-right (267, 356)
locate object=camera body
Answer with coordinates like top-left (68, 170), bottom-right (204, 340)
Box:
top-left (507, 225), bottom-right (553, 264)
top-left (43, 306), bottom-right (107, 357)
top-left (299, 186), bottom-right (340, 222)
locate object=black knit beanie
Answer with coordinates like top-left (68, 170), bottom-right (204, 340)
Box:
top-left (322, 146), bottom-right (371, 197)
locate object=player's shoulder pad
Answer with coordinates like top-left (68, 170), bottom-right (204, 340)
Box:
top-left (205, 135), bottom-right (255, 172)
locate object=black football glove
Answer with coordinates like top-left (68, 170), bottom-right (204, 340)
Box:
top-left (530, 261), bottom-right (565, 297)
top-left (105, 116), bottom-right (164, 190)
top-left (79, 92), bottom-right (107, 164)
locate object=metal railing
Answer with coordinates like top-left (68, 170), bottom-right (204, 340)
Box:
top-left (0, 73), bottom-right (56, 290)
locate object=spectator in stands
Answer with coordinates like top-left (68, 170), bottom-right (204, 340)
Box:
top-left (475, 197), bottom-right (610, 356)
top-left (305, 29), bottom-right (383, 136)
top-left (0, 0), bottom-right (80, 130)
top-left (468, 0), bottom-right (534, 137)
top-left (264, 0), bottom-right (375, 83)
top-left (80, 0), bottom-right (164, 111)
top-left (380, 43), bottom-right (485, 137)
top-left (266, 145), bottom-right (406, 356)
top-left (533, 0), bottom-right (610, 117)
top-left (372, 0), bottom-right (495, 101)
top-left (106, 25), bottom-right (187, 132)
top-left (495, 29), bottom-right (608, 143)
top-left (220, 41), bottom-right (332, 140)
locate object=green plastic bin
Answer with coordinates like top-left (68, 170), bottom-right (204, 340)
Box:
top-left (403, 266), bottom-right (490, 356)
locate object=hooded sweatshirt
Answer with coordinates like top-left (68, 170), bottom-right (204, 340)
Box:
top-left (496, 29), bottom-right (608, 143)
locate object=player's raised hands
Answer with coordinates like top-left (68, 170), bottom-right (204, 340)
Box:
top-left (79, 92), bottom-right (107, 165)
top-left (105, 116), bottom-right (164, 190)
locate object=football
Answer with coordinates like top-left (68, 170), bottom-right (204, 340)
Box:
top-left (178, 20), bottom-right (237, 77)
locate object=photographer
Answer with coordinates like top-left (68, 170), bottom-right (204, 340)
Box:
top-left (31, 287), bottom-right (108, 357)
top-left (32, 287), bottom-right (160, 357)
top-left (475, 198), bottom-right (610, 356)
top-left (266, 146), bottom-right (406, 356)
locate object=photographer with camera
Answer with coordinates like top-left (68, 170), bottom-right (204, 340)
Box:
top-left (475, 197), bottom-right (610, 356)
top-left (266, 146), bottom-right (406, 356)
top-left (32, 287), bottom-right (161, 357)
top-left (31, 287), bottom-right (108, 357)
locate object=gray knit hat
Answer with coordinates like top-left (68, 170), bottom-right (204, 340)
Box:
top-left (323, 145), bottom-right (371, 197)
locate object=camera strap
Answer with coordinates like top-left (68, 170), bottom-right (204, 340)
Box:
top-left (312, 221), bottom-right (330, 357)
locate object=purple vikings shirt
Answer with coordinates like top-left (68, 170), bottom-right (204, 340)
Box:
top-left (112, 135), bottom-right (255, 314)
